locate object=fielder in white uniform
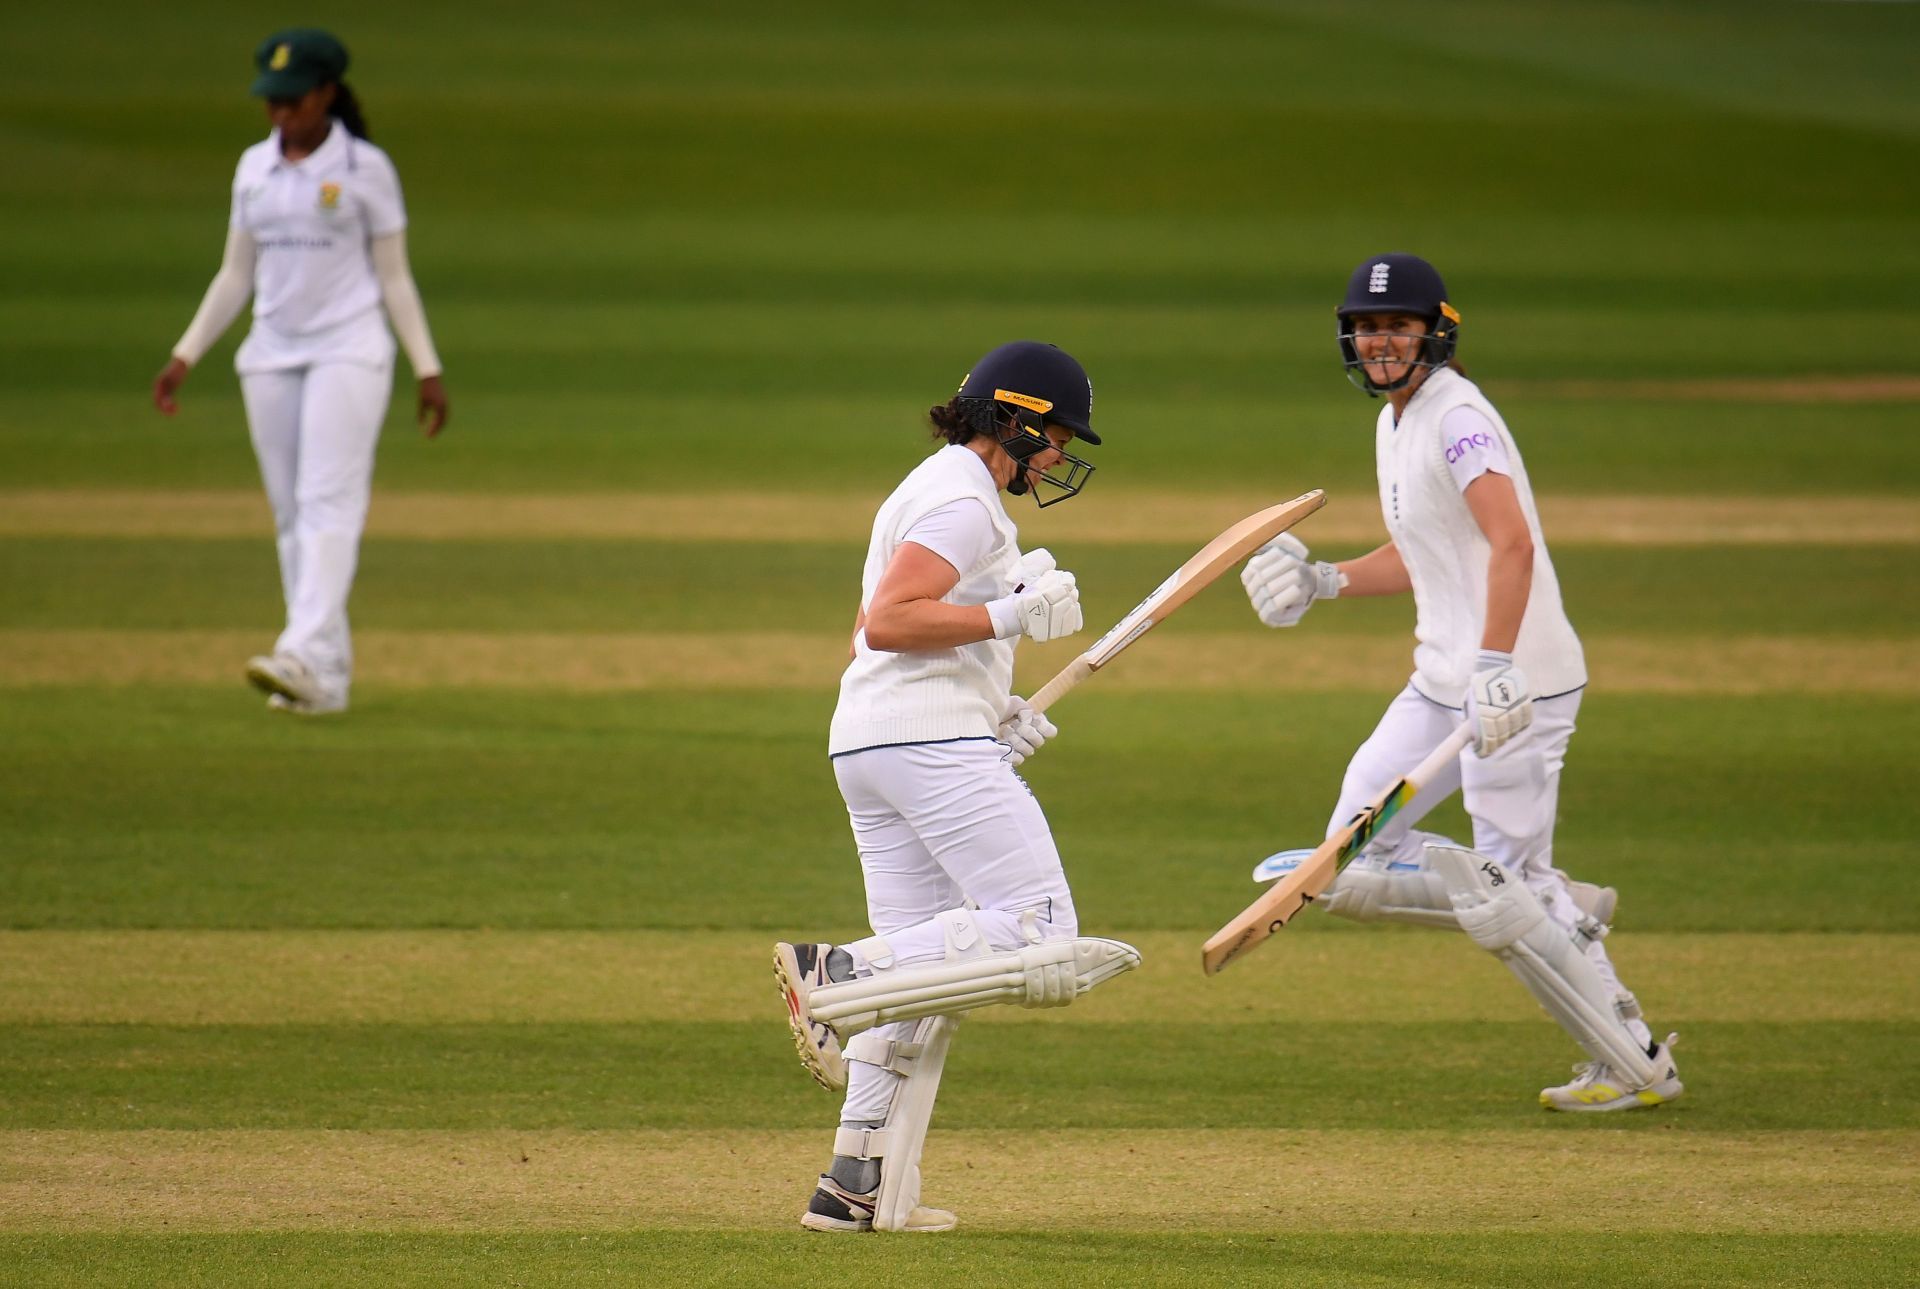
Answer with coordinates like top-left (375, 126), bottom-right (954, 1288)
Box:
top-left (153, 29), bottom-right (446, 715)
top-left (1242, 255), bottom-right (1682, 1112)
top-left (774, 342), bottom-right (1140, 1233)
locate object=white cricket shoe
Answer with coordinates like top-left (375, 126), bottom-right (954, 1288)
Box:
top-left (266, 691), bottom-right (349, 716)
top-left (1541, 1033), bottom-right (1683, 1112)
top-left (799, 1175), bottom-right (956, 1234)
top-left (773, 941), bottom-right (848, 1091)
top-left (246, 653), bottom-right (323, 705)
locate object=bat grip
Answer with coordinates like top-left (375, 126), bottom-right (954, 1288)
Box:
top-left (1028, 657), bottom-right (1092, 715)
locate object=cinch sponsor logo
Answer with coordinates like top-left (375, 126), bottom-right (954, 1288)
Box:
top-left (1445, 431), bottom-right (1493, 463)
top-left (257, 236), bottom-right (336, 250)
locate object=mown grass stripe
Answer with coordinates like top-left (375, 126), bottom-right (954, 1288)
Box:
top-left (2, 1231), bottom-right (1914, 1289)
top-left (1, 1128), bottom-right (1911, 1234)
top-left (7, 1020), bottom-right (1908, 1132)
top-left (3, 630), bottom-right (1914, 693)
top-left (0, 930), bottom-right (1911, 1026)
top-left (3, 491), bottom-right (1915, 545)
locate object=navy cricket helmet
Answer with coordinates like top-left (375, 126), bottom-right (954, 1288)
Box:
top-left (956, 341), bottom-right (1098, 506)
top-left (1335, 253), bottom-right (1461, 397)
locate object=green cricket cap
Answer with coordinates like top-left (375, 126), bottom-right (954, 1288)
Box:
top-left (251, 29), bottom-right (349, 99)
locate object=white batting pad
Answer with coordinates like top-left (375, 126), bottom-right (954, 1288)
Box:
top-left (838, 1015), bottom-right (959, 1233)
top-left (1428, 844), bottom-right (1656, 1085)
top-left (809, 936), bottom-right (1141, 1039)
top-left (1321, 856), bottom-right (1460, 930)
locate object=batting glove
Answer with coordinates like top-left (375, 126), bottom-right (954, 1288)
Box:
top-left (1465, 649), bottom-right (1533, 757)
top-left (1008, 547), bottom-right (1058, 592)
top-left (1240, 533), bottom-right (1344, 628)
top-left (988, 568), bottom-right (1083, 644)
top-left (996, 696), bottom-right (1058, 768)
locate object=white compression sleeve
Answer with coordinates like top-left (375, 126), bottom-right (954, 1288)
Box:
top-left (171, 228), bottom-right (256, 366)
top-left (371, 231), bottom-right (443, 378)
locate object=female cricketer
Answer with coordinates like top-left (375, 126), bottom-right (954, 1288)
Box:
top-left (1241, 254), bottom-right (1682, 1113)
top-left (153, 28), bottom-right (446, 715)
top-left (773, 341), bottom-right (1140, 1232)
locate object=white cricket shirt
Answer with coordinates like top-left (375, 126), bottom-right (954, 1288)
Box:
top-left (230, 121), bottom-right (405, 372)
top-left (829, 445), bottom-right (1023, 755)
top-left (1375, 367), bottom-right (1587, 706)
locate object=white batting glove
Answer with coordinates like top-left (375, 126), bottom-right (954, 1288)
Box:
top-left (1465, 649), bottom-right (1533, 757)
top-left (996, 696), bottom-right (1058, 767)
top-left (987, 568), bottom-right (1083, 643)
top-left (1008, 547), bottom-right (1057, 592)
top-left (1240, 533), bottom-right (1344, 629)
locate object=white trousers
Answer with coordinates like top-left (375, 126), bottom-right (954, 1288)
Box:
top-left (1331, 686), bottom-right (1645, 1035)
top-left (831, 738), bottom-right (1078, 1123)
top-left (239, 362), bottom-right (392, 693)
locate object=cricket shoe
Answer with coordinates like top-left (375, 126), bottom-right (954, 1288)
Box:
top-left (799, 1175), bottom-right (956, 1234)
top-left (773, 941), bottom-right (848, 1091)
top-left (1541, 1033), bottom-right (1683, 1112)
top-left (266, 691), bottom-right (349, 716)
top-left (246, 653), bottom-right (323, 705)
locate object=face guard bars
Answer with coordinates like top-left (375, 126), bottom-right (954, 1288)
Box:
top-left (959, 393), bottom-right (1095, 507)
top-left (1337, 302), bottom-right (1462, 397)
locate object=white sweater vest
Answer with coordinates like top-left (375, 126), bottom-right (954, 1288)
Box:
top-left (1374, 368), bottom-right (1587, 706)
top-left (829, 445), bottom-right (1022, 755)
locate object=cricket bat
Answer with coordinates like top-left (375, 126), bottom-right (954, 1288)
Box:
top-left (1027, 489), bottom-right (1327, 714)
top-left (1200, 722), bottom-right (1474, 975)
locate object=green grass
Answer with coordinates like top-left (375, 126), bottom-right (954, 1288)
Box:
top-left (7, 1232), bottom-right (1914, 1289)
top-left (2, 1020), bottom-right (1912, 1132)
top-left (4, 537), bottom-right (1916, 637)
top-left (1, 689), bottom-right (1914, 932)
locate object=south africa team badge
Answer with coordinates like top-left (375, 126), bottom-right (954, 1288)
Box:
top-left (318, 182), bottom-right (341, 211)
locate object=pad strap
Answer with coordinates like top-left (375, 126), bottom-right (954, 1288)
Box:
top-left (834, 1124), bottom-right (890, 1160)
top-left (844, 1031), bottom-right (922, 1076)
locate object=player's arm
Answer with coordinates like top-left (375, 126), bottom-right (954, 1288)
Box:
top-left (1335, 541), bottom-right (1412, 597)
top-left (861, 544), bottom-right (986, 651)
top-left (370, 231), bottom-right (448, 437)
top-left (864, 543), bottom-right (1080, 653)
top-left (1242, 534), bottom-right (1403, 628)
top-left (1463, 472), bottom-right (1533, 653)
top-left (1462, 470), bottom-right (1535, 756)
top-left (153, 227), bottom-right (257, 415)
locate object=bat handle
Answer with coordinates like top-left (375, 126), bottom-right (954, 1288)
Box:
top-left (1415, 723), bottom-right (1475, 784)
top-left (1028, 656), bottom-right (1092, 715)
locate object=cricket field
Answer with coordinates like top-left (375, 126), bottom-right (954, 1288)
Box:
top-left (3, 2), bottom-right (1917, 1284)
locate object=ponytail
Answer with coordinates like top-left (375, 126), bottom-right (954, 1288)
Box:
top-left (332, 80), bottom-right (370, 140)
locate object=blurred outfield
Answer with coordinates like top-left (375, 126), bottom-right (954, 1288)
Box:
top-left (2, 1), bottom-right (1918, 1285)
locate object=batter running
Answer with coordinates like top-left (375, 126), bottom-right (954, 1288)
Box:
top-left (775, 341), bottom-right (1140, 1233)
top-left (1243, 255), bottom-right (1682, 1112)
top-left (153, 28), bottom-right (447, 715)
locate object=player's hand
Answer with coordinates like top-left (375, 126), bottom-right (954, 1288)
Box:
top-left (1008, 547), bottom-right (1056, 592)
top-left (152, 357), bottom-right (190, 416)
top-left (1241, 533), bottom-right (1342, 628)
top-left (996, 695), bottom-right (1058, 768)
top-left (1465, 650), bottom-right (1533, 756)
top-left (992, 568), bottom-right (1082, 643)
top-left (417, 375), bottom-right (449, 438)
